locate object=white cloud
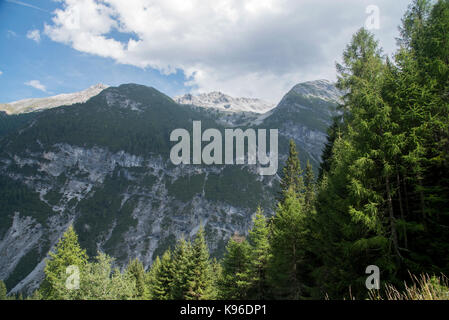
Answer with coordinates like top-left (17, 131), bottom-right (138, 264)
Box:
top-left (25, 80), bottom-right (47, 92)
top-left (44, 0), bottom-right (410, 102)
top-left (6, 30), bottom-right (17, 38)
top-left (0, 70), bottom-right (3, 76)
top-left (27, 29), bottom-right (41, 43)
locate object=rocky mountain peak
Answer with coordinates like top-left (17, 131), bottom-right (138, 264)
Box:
top-left (174, 91), bottom-right (275, 114)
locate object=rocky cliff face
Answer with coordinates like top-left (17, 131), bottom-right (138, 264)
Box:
top-left (174, 91), bottom-right (275, 114)
top-left (0, 81), bottom-right (341, 295)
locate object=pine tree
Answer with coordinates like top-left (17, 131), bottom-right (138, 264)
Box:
top-left (269, 188), bottom-right (309, 299)
top-left (170, 238), bottom-right (193, 299)
top-left (219, 236), bottom-right (252, 299)
top-left (0, 280), bottom-right (7, 300)
top-left (278, 140), bottom-right (304, 203)
top-left (186, 226), bottom-right (216, 300)
top-left (40, 225), bottom-right (88, 300)
top-left (146, 255), bottom-right (161, 299)
top-left (78, 253), bottom-right (136, 300)
top-left (151, 250), bottom-right (175, 300)
top-left (318, 116), bottom-right (343, 180)
top-left (247, 208), bottom-right (271, 299)
top-left (304, 160), bottom-right (316, 213)
top-left (126, 258), bottom-right (149, 299)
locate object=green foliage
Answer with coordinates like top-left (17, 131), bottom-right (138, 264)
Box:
top-left (0, 175), bottom-right (54, 239)
top-left (0, 280), bottom-right (7, 300)
top-left (269, 188), bottom-right (309, 299)
top-left (0, 111), bottom-right (37, 139)
top-left (74, 170), bottom-right (137, 258)
top-left (150, 251), bottom-right (175, 300)
top-left (4, 247), bottom-right (40, 292)
top-left (40, 225), bottom-right (88, 299)
top-left (219, 237), bottom-right (252, 299)
top-left (205, 166), bottom-right (270, 209)
top-left (170, 238), bottom-right (193, 299)
top-left (247, 208), bottom-right (271, 299)
top-left (126, 258), bottom-right (149, 299)
top-left (278, 140), bottom-right (305, 203)
top-left (185, 226), bottom-right (216, 300)
top-left (167, 174), bottom-right (205, 202)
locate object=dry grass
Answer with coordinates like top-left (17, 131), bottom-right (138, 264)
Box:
top-left (369, 273), bottom-right (449, 300)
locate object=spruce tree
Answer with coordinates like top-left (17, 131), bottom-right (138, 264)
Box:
top-left (126, 258), bottom-right (149, 299)
top-left (0, 280), bottom-right (7, 300)
top-left (219, 236), bottom-right (252, 300)
top-left (304, 160), bottom-right (316, 213)
top-left (278, 140), bottom-right (304, 203)
top-left (151, 250), bottom-right (175, 300)
top-left (269, 188), bottom-right (308, 299)
top-left (170, 238), bottom-right (193, 299)
top-left (247, 208), bottom-right (271, 299)
top-left (40, 225), bottom-right (88, 300)
top-left (186, 226), bottom-right (215, 300)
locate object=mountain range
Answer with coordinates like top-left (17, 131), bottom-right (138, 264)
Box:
top-left (0, 80), bottom-right (341, 294)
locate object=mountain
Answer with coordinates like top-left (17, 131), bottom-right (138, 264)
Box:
top-left (0, 84), bottom-right (108, 115)
top-left (262, 79), bottom-right (341, 165)
top-left (0, 81), bottom-right (341, 294)
top-left (174, 91), bottom-right (275, 114)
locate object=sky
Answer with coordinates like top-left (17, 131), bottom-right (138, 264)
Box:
top-left (0, 0), bottom-right (411, 104)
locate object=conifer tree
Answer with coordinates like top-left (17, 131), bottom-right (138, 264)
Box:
top-left (186, 226), bottom-right (216, 300)
top-left (146, 255), bottom-right (161, 299)
top-left (151, 250), bottom-right (175, 300)
top-left (304, 161), bottom-right (316, 213)
top-left (170, 238), bottom-right (193, 299)
top-left (77, 253), bottom-right (136, 300)
top-left (269, 188), bottom-right (309, 299)
top-left (247, 208), bottom-right (271, 299)
top-left (0, 280), bottom-right (7, 300)
top-left (278, 140), bottom-right (304, 202)
top-left (126, 258), bottom-right (149, 299)
top-left (219, 236), bottom-right (252, 299)
top-left (40, 225), bottom-right (88, 300)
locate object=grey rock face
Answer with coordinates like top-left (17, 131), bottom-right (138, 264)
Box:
top-left (0, 80), bottom-right (342, 295)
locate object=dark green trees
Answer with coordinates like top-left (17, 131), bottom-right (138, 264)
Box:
top-left (313, 0), bottom-right (449, 298)
top-left (279, 140), bottom-right (305, 202)
top-left (148, 227), bottom-right (217, 300)
top-left (219, 208), bottom-right (272, 300)
top-left (219, 236), bottom-right (252, 299)
top-left (185, 227), bottom-right (216, 300)
top-left (126, 258), bottom-right (149, 299)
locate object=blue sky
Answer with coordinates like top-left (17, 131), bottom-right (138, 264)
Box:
top-left (0, 0), bottom-right (411, 103)
top-left (0, 0), bottom-right (191, 103)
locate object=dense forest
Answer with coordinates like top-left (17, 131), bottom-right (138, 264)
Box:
top-left (1, 0), bottom-right (449, 300)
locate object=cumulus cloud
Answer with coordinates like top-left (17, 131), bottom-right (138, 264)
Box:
top-left (25, 80), bottom-right (47, 92)
top-left (44, 0), bottom-right (410, 102)
top-left (27, 29), bottom-right (41, 43)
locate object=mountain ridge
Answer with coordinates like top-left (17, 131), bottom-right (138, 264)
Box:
top-left (0, 84), bottom-right (109, 115)
top-left (0, 80), bottom-right (342, 295)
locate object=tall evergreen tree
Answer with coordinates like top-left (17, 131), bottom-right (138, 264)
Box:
top-left (40, 225), bottom-right (88, 300)
top-left (126, 258), bottom-right (149, 299)
top-left (150, 250), bottom-right (175, 300)
top-left (304, 161), bottom-right (316, 213)
top-left (170, 238), bottom-right (193, 300)
top-left (247, 208), bottom-right (271, 299)
top-left (269, 188), bottom-right (309, 299)
top-left (186, 226), bottom-right (216, 300)
top-left (0, 280), bottom-right (7, 300)
top-left (278, 140), bottom-right (304, 203)
top-left (219, 236), bottom-right (252, 300)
